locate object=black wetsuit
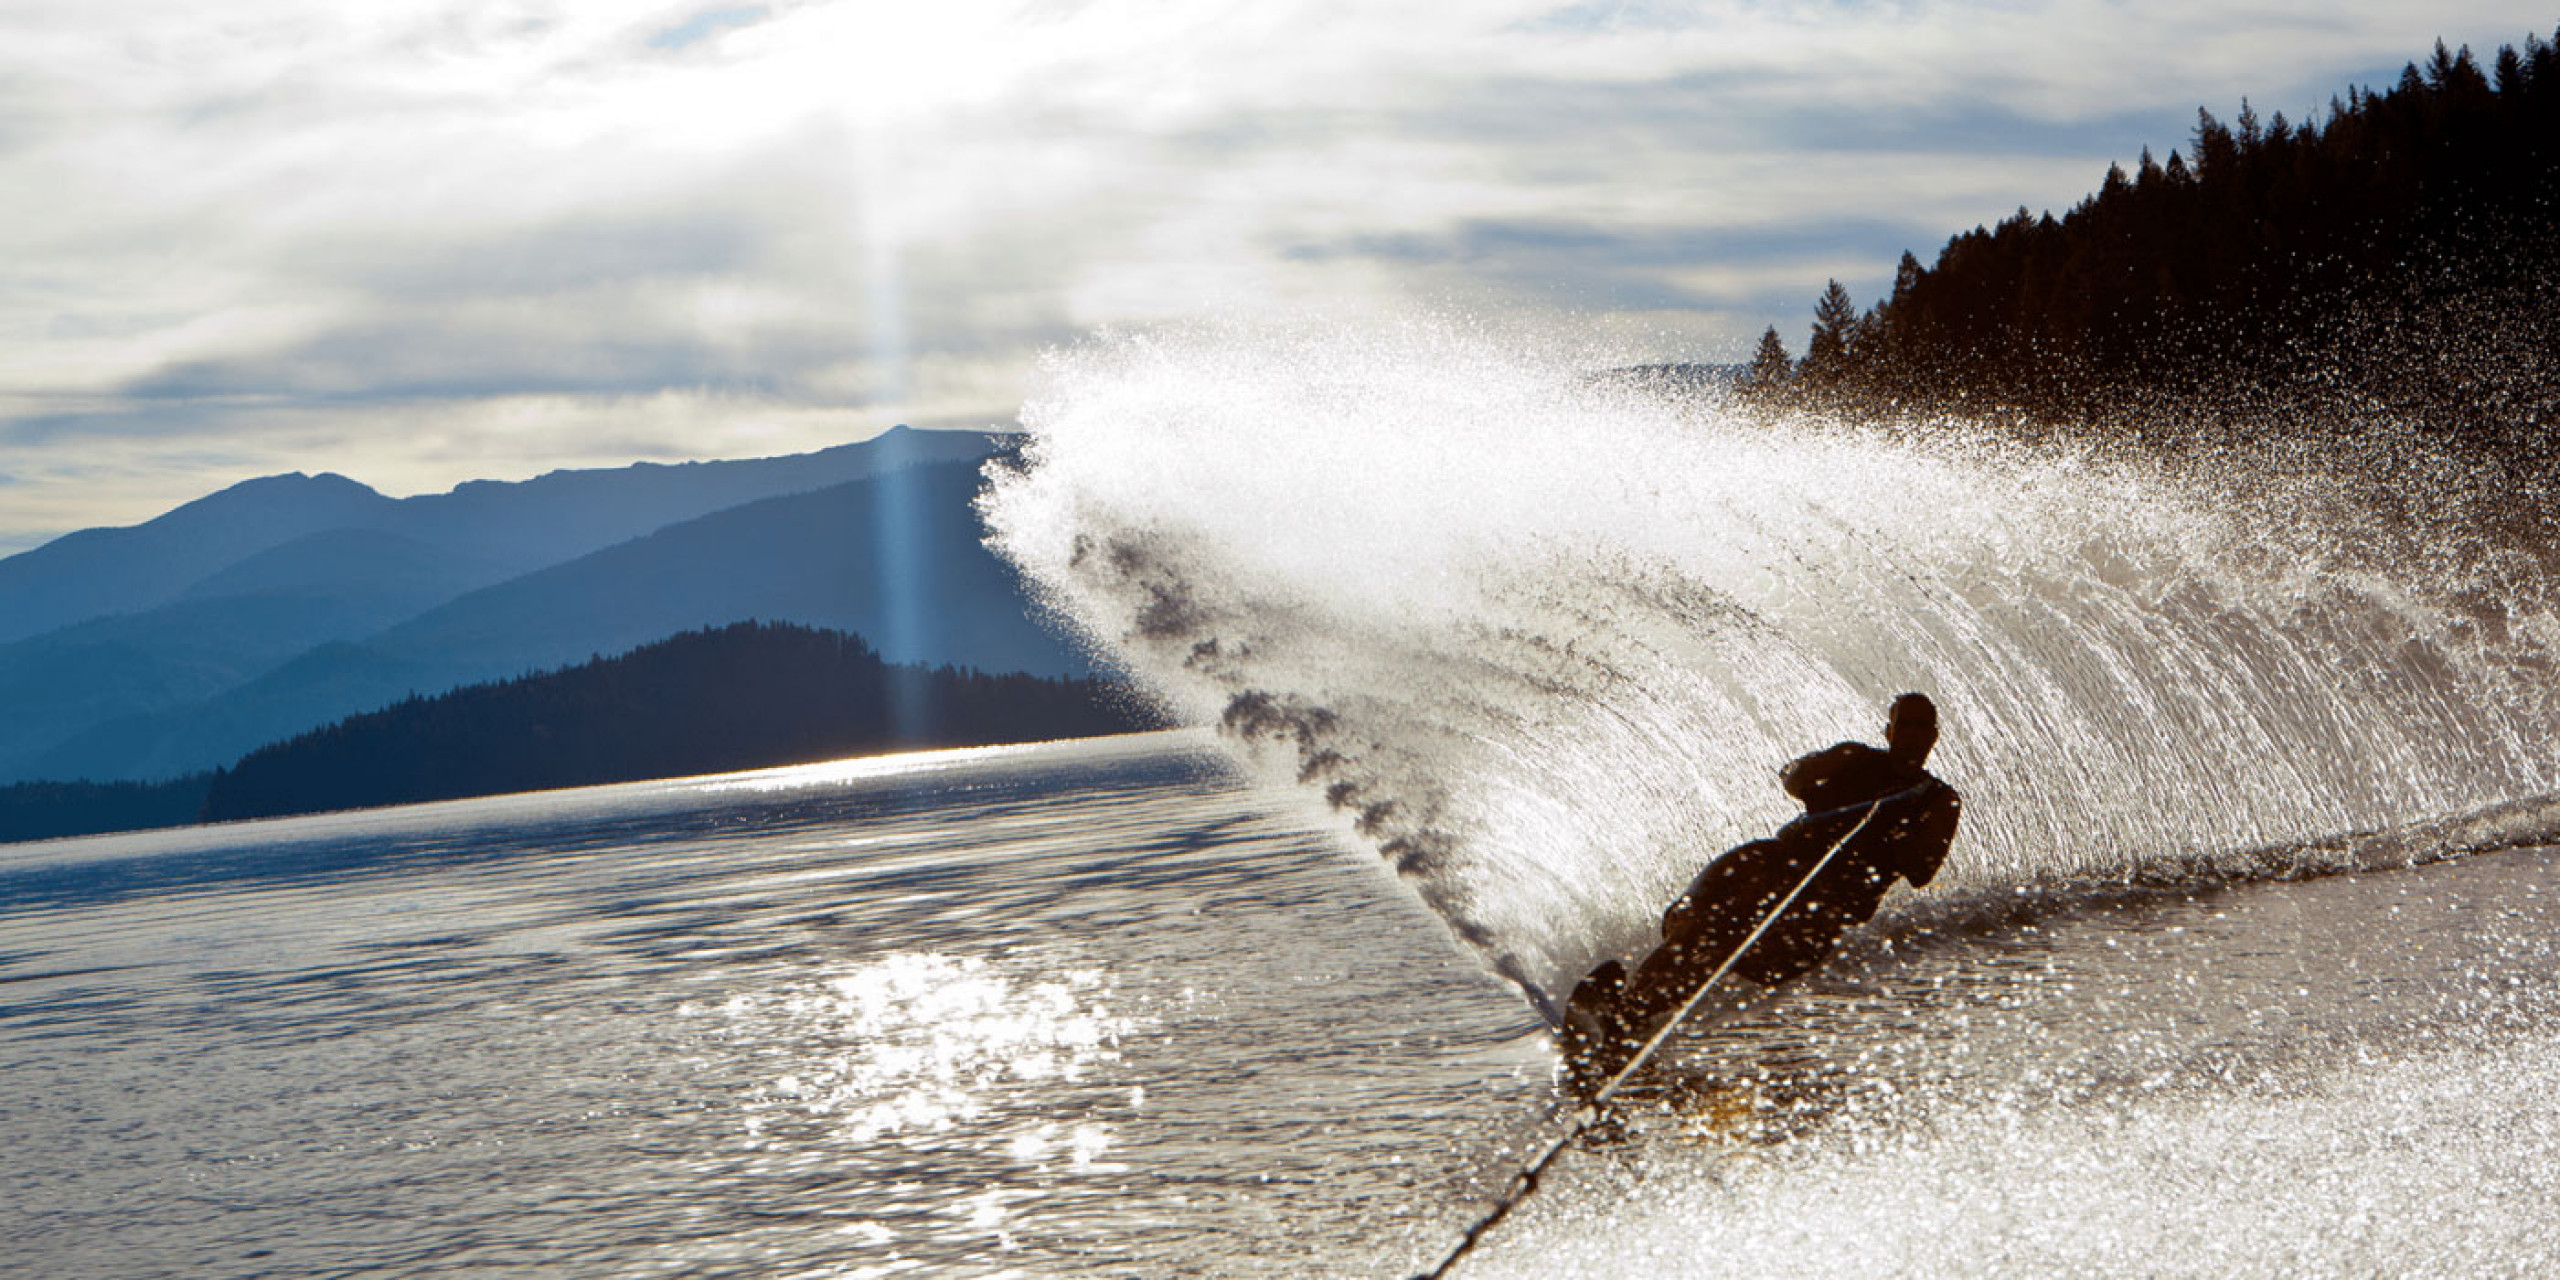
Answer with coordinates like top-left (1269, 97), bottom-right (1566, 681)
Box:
top-left (1674, 741), bottom-right (1958, 985)
top-left (1564, 736), bottom-right (1961, 1077)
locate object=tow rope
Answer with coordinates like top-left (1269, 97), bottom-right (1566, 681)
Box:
top-left (1409, 795), bottom-right (1890, 1280)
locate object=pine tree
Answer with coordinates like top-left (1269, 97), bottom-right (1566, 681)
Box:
top-left (1742, 325), bottom-right (1793, 398)
top-left (1802, 279), bottom-right (1860, 385)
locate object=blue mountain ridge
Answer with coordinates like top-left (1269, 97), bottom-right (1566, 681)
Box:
top-left (0, 588), bottom-right (430, 771)
top-left (14, 456), bottom-right (1092, 783)
top-left (0, 425), bottom-right (996, 645)
top-left (0, 473), bottom-right (397, 646)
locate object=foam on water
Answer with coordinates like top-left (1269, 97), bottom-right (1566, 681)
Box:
top-left (1471, 1028), bottom-right (2560, 1278)
top-left (979, 318), bottom-right (2560, 1008)
top-left (1444, 836), bottom-right (2560, 1276)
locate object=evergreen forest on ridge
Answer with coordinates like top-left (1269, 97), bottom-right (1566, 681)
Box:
top-left (1744, 30), bottom-right (2560, 468)
top-left (0, 622), bottom-right (1158, 841)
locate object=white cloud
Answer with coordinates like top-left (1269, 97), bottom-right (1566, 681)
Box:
top-left (0, 0), bottom-right (2546, 549)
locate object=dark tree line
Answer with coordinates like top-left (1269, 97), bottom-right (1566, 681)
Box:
top-left (197, 621), bottom-right (1160, 823)
top-left (1742, 29), bottom-right (2560, 459)
top-left (0, 776), bottom-right (213, 844)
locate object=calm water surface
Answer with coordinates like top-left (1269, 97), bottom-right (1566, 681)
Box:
top-left (8, 732), bottom-right (2560, 1278)
top-left (2, 734), bottom-right (1541, 1279)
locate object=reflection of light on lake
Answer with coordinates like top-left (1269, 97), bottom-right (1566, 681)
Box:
top-left (695, 742), bottom-right (1054, 795)
top-left (686, 953), bottom-right (1145, 1170)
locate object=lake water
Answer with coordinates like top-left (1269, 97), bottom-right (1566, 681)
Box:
top-left (8, 730), bottom-right (2560, 1278)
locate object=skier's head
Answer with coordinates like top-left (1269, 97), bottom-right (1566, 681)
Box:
top-left (1884, 692), bottom-right (1937, 766)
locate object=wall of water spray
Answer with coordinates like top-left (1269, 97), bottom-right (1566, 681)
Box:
top-left (978, 319), bottom-right (2560, 1010)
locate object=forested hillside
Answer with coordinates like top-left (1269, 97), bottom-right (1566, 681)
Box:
top-left (196, 621), bottom-right (1158, 822)
top-left (1746, 30), bottom-right (2560, 460)
top-left (0, 777), bottom-right (213, 844)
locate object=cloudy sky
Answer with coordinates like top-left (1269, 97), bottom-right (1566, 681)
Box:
top-left (0, 1), bottom-right (2547, 552)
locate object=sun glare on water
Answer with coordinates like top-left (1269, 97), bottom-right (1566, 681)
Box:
top-left (684, 952), bottom-right (1146, 1162)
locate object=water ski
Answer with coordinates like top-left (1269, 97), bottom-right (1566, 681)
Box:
top-left (1560, 695), bottom-right (1962, 1093)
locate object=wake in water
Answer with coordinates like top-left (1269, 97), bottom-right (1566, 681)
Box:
top-left (978, 318), bottom-right (2560, 1012)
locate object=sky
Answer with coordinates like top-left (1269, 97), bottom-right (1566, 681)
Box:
top-left (1, 1), bottom-right (2550, 553)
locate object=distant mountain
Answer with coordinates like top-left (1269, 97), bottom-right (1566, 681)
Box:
top-left (0, 621), bottom-right (1152, 842)
top-left (0, 472), bottom-right (396, 646)
top-left (197, 621), bottom-right (1157, 823)
top-left (0, 589), bottom-right (427, 771)
top-left (372, 456), bottom-right (1076, 676)
top-left (15, 457), bottom-right (1092, 783)
top-left (0, 428), bottom-right (1026, 780)
top-left (0, 425), bottom-right (998, 645)
top-left (18, 641), bottom-right (478, 785)
top-left (173, 526), bottom-right (510, 606)
top-left (364, 424), bottom-right (1001, 571)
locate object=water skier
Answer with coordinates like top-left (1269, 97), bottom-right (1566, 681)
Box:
top-left (1562, 692), bottom-right (1962, 1085)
